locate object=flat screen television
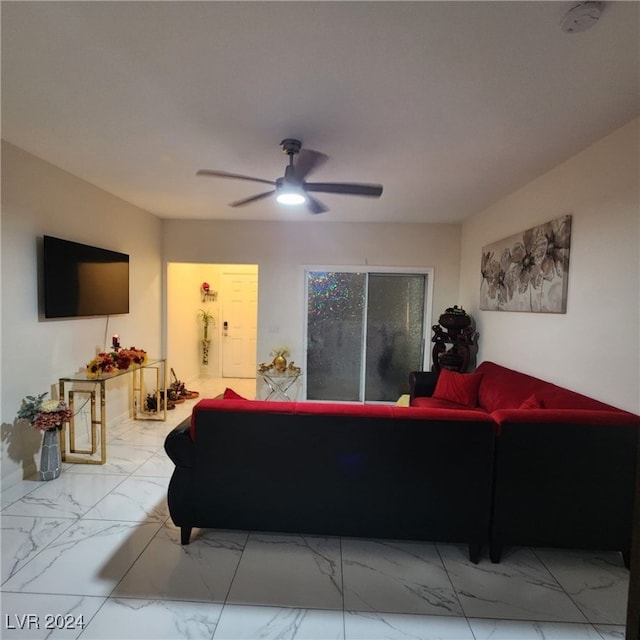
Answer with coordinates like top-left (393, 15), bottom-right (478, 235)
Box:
top-left (43, 235), bottom-right (130, 318)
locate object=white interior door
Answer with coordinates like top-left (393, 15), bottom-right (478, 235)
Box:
top-left (221, 271), bottom-right (258, 377)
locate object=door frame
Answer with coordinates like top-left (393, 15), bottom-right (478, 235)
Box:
top-left (301, 265), bottom-right (434, 402)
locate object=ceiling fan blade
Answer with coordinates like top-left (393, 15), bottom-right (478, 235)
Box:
top-left (306, 194), bottom-right (329, 215)
top-left (230, 190), bottom-right (276, 207)
top-left (197, 169), bottom-right (275, 186)
top-left (293, 149), bottom-right (329, 180)
top-left (305, 182), bottom-right (383, 197)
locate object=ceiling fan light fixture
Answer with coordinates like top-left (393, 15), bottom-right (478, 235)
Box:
top-left (276, 186), bottom-right (306, 205)
top-left (277, 192), bottom-right (307, 205)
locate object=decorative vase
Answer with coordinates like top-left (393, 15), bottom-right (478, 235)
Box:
top-left (39, 428), bottom-right (61, 481)
top-left (272, 355), bottom-right (287, 373)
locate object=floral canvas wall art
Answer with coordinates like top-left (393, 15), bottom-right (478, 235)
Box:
top-left (480, 215), bottom-right (572, 313)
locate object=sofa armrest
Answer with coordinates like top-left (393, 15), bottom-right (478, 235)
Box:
top-left (409, 370), bottom-right (439, 404)
top-left (164, 418), bottom-right (194, 468)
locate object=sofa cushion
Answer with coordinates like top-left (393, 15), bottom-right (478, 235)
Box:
top-left (433, 369), bottom-right (483, 408)
top-left (475, 362), bottom-right (547, 412)
top-left (519, 393), bottom-right (544, 409)
top-left (223, 387), bottom-right (246, 400)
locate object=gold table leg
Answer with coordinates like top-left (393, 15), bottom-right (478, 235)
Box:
top-left (132, 361), bottom-right (167, 421)
top-left (59, 380), bottom-right (106, 465)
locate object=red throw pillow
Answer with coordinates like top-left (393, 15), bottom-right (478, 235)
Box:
top-left (223, 388), bottom-right (246, 400)
top-left (519, 393), bottom-right (544, 409)
top-left (432, 369), bottom-right (483, 408)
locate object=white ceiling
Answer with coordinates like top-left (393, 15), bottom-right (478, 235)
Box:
top-left (2, 1), bottom-right (638, 223)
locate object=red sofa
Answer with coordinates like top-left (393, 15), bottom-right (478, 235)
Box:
top-left (164, 395), bottom-right (496, 563)
top-left (410, 361), bottom-right (640, 565)
top-left (164, 361), bottom-right (638, 564)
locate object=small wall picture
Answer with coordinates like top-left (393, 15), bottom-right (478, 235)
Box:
top-left (480, 214), bottom-right (572, 313)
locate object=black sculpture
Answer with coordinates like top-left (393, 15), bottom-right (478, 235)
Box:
top-left (431, 306), bottom-right (479, 373)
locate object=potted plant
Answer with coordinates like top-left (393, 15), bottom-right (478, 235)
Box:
top-left (198, 309), bottom-right (215, 365)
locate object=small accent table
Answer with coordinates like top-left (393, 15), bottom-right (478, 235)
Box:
top-left (58, 358), bottom-right (167, 465)
top-left (259, 370), bottom-right (302, 401)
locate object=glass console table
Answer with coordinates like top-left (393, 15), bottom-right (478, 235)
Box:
top-left (58, 358), bottom-right (167, 465)
top-left (259, 369), bottom-right (302, 401)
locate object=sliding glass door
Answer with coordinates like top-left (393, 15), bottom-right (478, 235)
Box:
top-left (305, 269), bottom-right (430, 402)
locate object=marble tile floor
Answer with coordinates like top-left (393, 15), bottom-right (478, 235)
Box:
top-left (1, 377), bottom-right (629, 640)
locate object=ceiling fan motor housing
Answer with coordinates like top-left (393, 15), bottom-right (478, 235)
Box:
top-left (276, 176), bottom-right (299, 190)
top-left (282, 164), bottom-right (302, 183)
top-left (281, 138), bottom-right (302, 156)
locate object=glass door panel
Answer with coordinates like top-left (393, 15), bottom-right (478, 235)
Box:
top-left (306, 271), bottom-right (366, 401)
top-left (365, 274), bottom-right (426, 402)
top-left (305, 270), bottom-right (428, 403)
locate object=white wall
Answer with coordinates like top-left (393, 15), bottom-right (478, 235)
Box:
top-left (163, 220), bottom-right (462, 374)
top-left (459, 118), bottom-right (640, 413)
top-left (1, 142), bottom-right (163, 487)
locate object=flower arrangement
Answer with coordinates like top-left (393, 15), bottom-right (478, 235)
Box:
top-left (86, 347), bottom-right (148, 378)
top-left (270, 346), bottom-right (291, 359)
top-left (17, 393), bottom-right (73, 431)
top-left (258, 344), bottom-right (300, 375)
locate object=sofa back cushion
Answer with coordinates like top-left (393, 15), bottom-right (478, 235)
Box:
top-left (476, 361), bottom-right (621, 413)
top-left (519, 393), bottom-right (544, 409)
top-left (432, 369), bottom-right (483, 408)
top-left (223, 387), bottom-right (247, 400)
top-left (189, 396), bottom-right (492, 441)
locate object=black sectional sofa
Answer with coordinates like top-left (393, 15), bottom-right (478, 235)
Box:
top-left (164, 362), bottom-right (639, 564)
top-left (165, 398), bottom-right (496, 563)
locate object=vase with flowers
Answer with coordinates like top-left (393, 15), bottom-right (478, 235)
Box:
top-left (17, 393), bottom-right (73, 481)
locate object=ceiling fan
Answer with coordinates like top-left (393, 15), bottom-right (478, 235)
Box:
top-left (197, 138), bottom-right (383, 214)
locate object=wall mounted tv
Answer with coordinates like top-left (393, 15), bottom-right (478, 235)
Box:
top-left (43, 235), bottom-right (130, 318)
